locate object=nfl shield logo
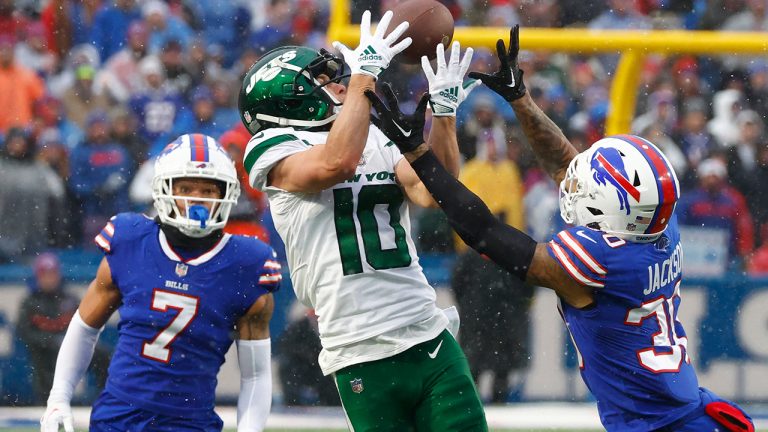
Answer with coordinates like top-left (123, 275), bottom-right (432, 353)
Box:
top-left (175, 263), bottom-right (188, 277)
top-left (350, 378), bottom-right (364, 394)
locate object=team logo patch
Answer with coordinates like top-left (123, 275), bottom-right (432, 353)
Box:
top-left (350, 378), bottom-right (364, 394)
top-left (175, 263), bottom-right (189, 277)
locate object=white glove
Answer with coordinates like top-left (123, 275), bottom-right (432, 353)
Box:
top-left (332, 10), bottom-right (412, 79)
top-left (40, 402), bottom-right (74, 432)
top-left (421, 41), bottom-right (481, 116)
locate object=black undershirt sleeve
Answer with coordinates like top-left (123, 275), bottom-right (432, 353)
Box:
top-left (410, 150), bottom-right (537, 280)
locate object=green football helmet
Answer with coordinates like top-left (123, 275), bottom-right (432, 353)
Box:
top-left (238, 46), bottom-right (348, 134)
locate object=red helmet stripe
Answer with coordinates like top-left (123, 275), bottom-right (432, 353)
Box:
top-left (191, 134), bottom-right (209, 162)
top-left (595, 153), bottom-right (641, 201)
top-left (617, 135), bottom-right (677, 234)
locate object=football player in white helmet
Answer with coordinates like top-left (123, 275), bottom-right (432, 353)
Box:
top-left (370, 25), bottom-right (754, 432)
top-left (42, 134), bottom-right (280, 432)
top-left (239, 9), bottom-right (489, 431)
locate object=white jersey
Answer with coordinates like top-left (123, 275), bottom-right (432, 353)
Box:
top-left (244, 125), bottom-right (447, 374)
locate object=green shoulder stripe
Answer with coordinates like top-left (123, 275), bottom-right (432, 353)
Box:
top-left (244, 134), bottom-right (300, 173)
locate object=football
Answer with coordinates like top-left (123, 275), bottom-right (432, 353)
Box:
top-left (389, 0), bottom-right (455, 64)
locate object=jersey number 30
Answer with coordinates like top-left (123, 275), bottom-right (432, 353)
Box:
top-left (142, 289), bottom-right (200, 363)
top-left (333, 185), bottom-right (412, 275)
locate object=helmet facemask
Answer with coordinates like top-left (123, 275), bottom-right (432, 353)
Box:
top-left (154, 175), bottom-right (239, 238)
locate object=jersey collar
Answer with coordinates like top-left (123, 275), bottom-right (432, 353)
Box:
top-left (158, 229), bottom-right (231, 265)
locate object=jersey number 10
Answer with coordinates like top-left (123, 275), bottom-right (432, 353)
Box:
top-left (333, 185), bottom-right (412, 275)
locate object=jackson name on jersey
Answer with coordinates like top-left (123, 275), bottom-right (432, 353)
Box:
top-left (244, 125), bottom-right (447, 374)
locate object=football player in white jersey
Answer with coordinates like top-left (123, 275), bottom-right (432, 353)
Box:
top-left (238, 10), bottom-right (487, 431)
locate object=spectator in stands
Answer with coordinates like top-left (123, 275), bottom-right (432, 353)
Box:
top-left (129, 55), bottom-right (185, 155)
top-left (0, 129), bottom-right (65, 262)
top-left (193, 0), bottom-right (251, 65)
top-left (456, 103), bottom-right (525, 252)
top-left (632, 88), bottom-right (678, 137)
top-left (36, 129), bottom-right (80, 248)
top-left (727, 110), bottom-right (764, 177)
top-left (219, 125), bottom-right (268, 240)
top-left (142, 0), bottom-right (193, 54)
top-left (109, 105), bottom-right (146, 170)
top-left (95, 20), bottom-right (149, 103)
top-left (589, 0), bottom-right (651, 71)
top-left (729, 134), bottom-right (768, 245)
top-left (0, 0), bottom-right (28, 40)
top-left (277, 308), bottom-right (339, 406)
top-left (68, 111), bottom-right (132, 244)
top-left (677, 157), bottom-right (754, 268)
top-left (40, 0), bottom-right (103, 59)
top-left (60, 63), bottom-right (113, 130)
top-left (158, 38), bottom-right (195, 96)
top-left (451, 250), bottom-right (533, 403)
top-left (249, 0), bottom-right (294, 51)
top-left (458, 94), bottom-right (508, 161)
top-left (48, 43), bottom-right (101, 99)
top-left (747, 60), bottom-right (768, 121)
top-left (674, 98), bottom-right (719, 187)
top-left (89, 0), bottom-right (141, 61)
top-left (708, 88), bottom-right (744, 147)
top-left (14, 21), bottom-right (57, 78)
top-left (17, 253), bottom-right (111, 404)
top-left (30, 95), bottom-right (84, 152)
top-left (211, 79), bottom-right (240, 128)
top-left (171, 85), bottom-right (229, 141)
top-left (0, 34), bottom-right (45, 134)
top-left (17, 253), bottom-right (79, 403)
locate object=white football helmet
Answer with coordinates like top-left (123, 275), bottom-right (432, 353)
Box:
top-left (559, 135), bottom-right (680, 243)
top-left (152, 134), bottom-right (240, 237)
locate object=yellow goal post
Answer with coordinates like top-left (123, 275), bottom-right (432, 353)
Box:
top-left (328, 0), bottom-right (768, 135)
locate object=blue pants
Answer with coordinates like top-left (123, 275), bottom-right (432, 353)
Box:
top-left (657, 387), bottom-right (754, 432)
top-left (89, 390), bottom-right (224, 432)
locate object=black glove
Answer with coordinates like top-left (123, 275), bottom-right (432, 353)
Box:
top-left (365, 83), bottom-right (430, 153)
top-left (468, 25), bottom-right (526, 102)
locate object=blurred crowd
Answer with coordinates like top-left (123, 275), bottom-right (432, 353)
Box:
top-left (1, 0), bottom-right (768, 278)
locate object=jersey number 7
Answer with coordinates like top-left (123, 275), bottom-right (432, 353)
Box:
top-left (142, 289), bottom-right (200, 363)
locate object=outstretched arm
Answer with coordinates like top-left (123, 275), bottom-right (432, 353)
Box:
top-left (367, 90), bottom-right (593, 307)
top-left (404, 146), bottom-right (592, 307)
top-left (468, 25), bottom-right (578, 185)
top-left (511, 93), bottom-right (577, 185)
top-left (395, 41), bottom-right (480, 207)
top-left (267, 10), bottom-right (412, 193)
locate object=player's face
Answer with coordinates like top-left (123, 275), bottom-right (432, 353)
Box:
top-left (172, 178), bottom-right (223, 213)
top-left (318, 73), bottom-right (346, 103)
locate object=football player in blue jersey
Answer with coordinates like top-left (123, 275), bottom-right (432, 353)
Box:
top-left (367, 26), bottom-right (755, 432)
top-left (40, 133), bottom-right (281, 432)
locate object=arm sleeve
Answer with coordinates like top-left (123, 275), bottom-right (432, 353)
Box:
top-left (46, 310), bottom-right (103, 404)
top-left (237, 338), bottom-right (272, 432)
top-left (410, 151), bottom-right (537, 279)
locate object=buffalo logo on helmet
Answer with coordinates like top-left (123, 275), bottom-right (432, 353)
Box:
top-left (590, 147), bottom-right (641, 216)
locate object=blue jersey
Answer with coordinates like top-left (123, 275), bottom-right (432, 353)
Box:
top-left (547, 216), bottom-right (700, 431)
top-left (94, 213), bottom-right (281, 418)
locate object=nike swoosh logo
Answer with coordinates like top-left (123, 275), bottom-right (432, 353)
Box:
top-left (393, 122), bottom-right (412, 137)
top-left (576, 230), bottom-right (597, 244)
top-left (428, 340), bottom-right (443, 359)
